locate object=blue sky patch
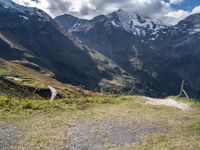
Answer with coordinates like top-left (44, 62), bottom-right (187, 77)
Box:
top-left (171, 0), bottom-right (200, 11)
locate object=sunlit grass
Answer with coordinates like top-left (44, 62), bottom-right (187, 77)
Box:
top-left (0, 95), bottom-right (199, 150)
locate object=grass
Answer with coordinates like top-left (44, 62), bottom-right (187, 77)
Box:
top-left (0, 59), bottom-right (15, 76)
top-left (0, 95), bottom-right (118, 123)
top-left (1, 57), bottom-right (199, 149)
top-left (0, 95), bottom-right (199, 150)
top-left (0, 59), bottom-right (101, 99)
top-left (0, 59), bottom-right (199, 149)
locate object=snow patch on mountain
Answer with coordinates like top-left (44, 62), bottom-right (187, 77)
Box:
top-left (189, 24), bottom-right (200, 34)
top-left (0, 0), bottom-right (44, 17)
top-left (189, 28), bottom-right (200, 34)
top-left (0, 0), bottom-right (14, 8)
top-left (107, 10), bottom-right (166, 37)
top-left (19, 15), bottom-right (29, 20)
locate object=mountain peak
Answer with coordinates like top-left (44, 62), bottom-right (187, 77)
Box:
top-left (177, 13), bottom-right (200, 35)
top-left (117, 9), bottom-right (123, 12)
top-left (114, 9), bottom-right (134, 14)
top-left (0, 0), bottom-right (46, 17)
top-left (107, 10), bottom-right (164, 36)
top-left (0, 0), bottom-right (51, 24)
top-left (0, 0), bottom-right (28, 10)
top-left (109, 9), bottom-right (138, 19)
top-left (0, 0), bottom-right (17, 9)
top-left (179, 13), bottom-right (200, 26)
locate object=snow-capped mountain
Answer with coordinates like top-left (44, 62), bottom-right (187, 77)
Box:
top-left (0, 0), bottom-right (135, 92)
top-left (0, 0), bottom-right (50, 25)
top-left (55, 11), bottom-right (200, 98)
top-left (55, 9), bottom-right (166, 37)
top-left (0, 0), bottom-right (200, 98)
top-left (107, 9), bottom-right (166, 36)
top-left (177, 13), bottom-right (200, 35)
top-left (1, 0), bottom-right (32, 11)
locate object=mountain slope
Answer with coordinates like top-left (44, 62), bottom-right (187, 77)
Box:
top-left (148, 14), bottom-right (200, 94)
top-left (0, 0), bottom-right (134, 92)
top-left (55, 11), bottom-right (200, 98)
top-left (0, 58), bottom-right (99, 99)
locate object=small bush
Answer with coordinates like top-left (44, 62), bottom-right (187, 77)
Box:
top-left (63, 99), bottom-right (77, 105)
top-left (96, 98), bottom-right (114, 104)
top-left (0, 96), bottom-right (9, 108)
top-left (76, 103), bottom-right (90, 110)
top-left (0, 99), bottom-right (9, 107)
top-left (16, 100), bottom-right (52, 110)
top-left (21, 101), bottom-right (33, 109)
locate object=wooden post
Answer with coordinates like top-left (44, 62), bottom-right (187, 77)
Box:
top-left (179, 80), bottom-right (185, 96)
top-left (128, 83), bottom-right (135, 96)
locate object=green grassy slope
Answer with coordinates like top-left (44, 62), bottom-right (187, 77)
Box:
top-left (0, 59), bottom-right (100, 99)
top-left (0, 59), bottom-right (199, 150)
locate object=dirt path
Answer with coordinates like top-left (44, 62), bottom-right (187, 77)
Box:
top-left (144, 97), bottom-right (191, 111)
top-left (66, 118), bottom-right (166, 150)
top-left (65, 97), bottom-right (191, 149)
top-left (0, 122), bottom-right (20, 150)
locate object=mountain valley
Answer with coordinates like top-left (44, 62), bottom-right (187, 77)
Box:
top-left (0, 1), bottom-right (200, 149)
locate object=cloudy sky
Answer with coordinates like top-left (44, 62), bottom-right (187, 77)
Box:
top-left (13, 0), bottom-right (200, 25)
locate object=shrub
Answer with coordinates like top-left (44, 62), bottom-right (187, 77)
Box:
top-left (0, 96), bottom-right (9, 108)
top-left (63, 99), bottom-right (77, 105)
top-left (21, 101), bottom-right (33, 109)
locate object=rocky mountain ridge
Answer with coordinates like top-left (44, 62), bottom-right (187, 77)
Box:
top-left (0, 0), bottom-right (134, 93)
top-left (0, 0), bottom-right (200, 98)
top-left (55, 10), bottom-right (200, 98)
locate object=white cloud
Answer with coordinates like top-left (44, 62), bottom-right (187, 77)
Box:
top-left (164, 9), bottom-right (189, 24)
top-left (192, 5), bottom-right (200, 14)
top-left (12, 0), bottom-right (200, 25)
top-left (13, 0), bottom-right (50, 14)
top-left (169, 0), bottom-right (184, 5)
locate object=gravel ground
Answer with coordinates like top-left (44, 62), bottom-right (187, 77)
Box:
top-left (0, 122), bottom-right (20, 150)
top-left (66, 118), bottom-right (166, 150)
